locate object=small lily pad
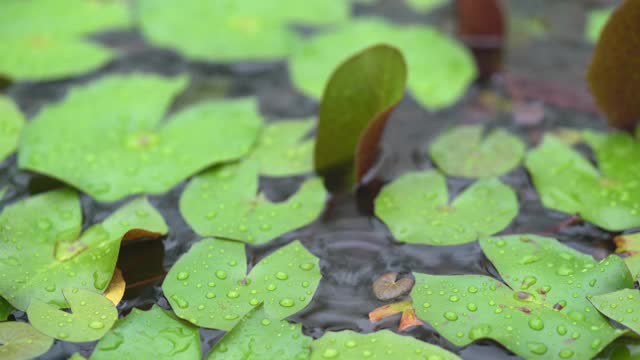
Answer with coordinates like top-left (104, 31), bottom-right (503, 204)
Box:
top-left (586, 8), bottom-right (613, 43)
top-left (0, 297), bottom-right (12, 321)
top-left (0, 189), bottom-right (168, 310)
top-left (206, 305), bottom-right (311, 359)
top-left (19, 74), bottom-right (262, 202)
top-left (412, 235), bottom-right (633, 360)
top-left (525, 132), bottom-right (640, 231)
top-left (28, 288), bottom-right (117, 342)
top-left (0, 322), bottom-right (53, 360)
top-left (428, 125), bottom-right (525, 178)
top-left (91, 305), bottom-right (200, 360)
top-left (180, 161), bottom-right (326, 244)
top-left (162, 238), bottom-right (321, 330)
top-left (591, 289), bottom-right (640, 335)
top-left (310, 330), bottom-right (461, 360)
top-left (0, 96), bottom-right (24, 162)
top-left (290, 18), bottom-right (476, 110)
top-left (375, 170), bottom-right (517, 245)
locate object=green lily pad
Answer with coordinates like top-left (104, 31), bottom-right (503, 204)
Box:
top-left (290, 18), bottom-right (476, 110)
top-left (248, 119), bottom-right (315, 177)
top-left (591, 289), bottom-right (640, 335)
top-left (429, 125), bottom-right (526, 178)
top-left (586, 8), bottom-right (613, 44)
top-left (0, 189), bottom-right (168, 310)
top-left (18, 74), bottom-right (261, 202)
top-left (406, 0), bottom-right (449, 13)
top-left (310, 330), bottom-right (461, 360)
top-left (0, 297), bottom-right (12, 321)
top-left (525, 131), bottom-right (640, 231)
top-left (206, 305), bottom-right (311, 359)
top-left (374, 170), bottom-right (517, 245)
top-left (412, 234), bottom-right (633, 360)
top-left (162, 238), bottom-right (321, 330)
top-left (28, 288), bottom-right (117, 342)
top-left (180, 161), bottom-right (326, 244)
top-left (0, 322), bottom-right (53, 360)
top-left (0, 96), bottom-right (24, 162)
top-left (91, 305), bottom-right (200, 360)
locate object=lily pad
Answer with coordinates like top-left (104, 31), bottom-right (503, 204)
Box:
top-left (290, 18), bottom-right (476, 110)
top-left (0, 189), bottom-right (168, 310)
top-left (591, 289), bottom-right (640, 335)
top-left (586, 8), bottom-right (613, 44)
top-left (428, 125), bottom-right (525, 178)
top-left (18, 74), bottom-right (262, 202)
top-left (180, 161), bottom-right (326, 244)
top-left (206, 305), bottom-right (311, 359)
top-left (406, 0), bottom-right (449, 13)
top-left (28, 288), bottom-right (117, 342)
top-left (374, 170), bottom-right (517, 245)
top-left (91, 305), bottom-right (200, 360)
top-left (0, 322), bottom-right (53, 360)
top-left (0, 96), bottom-right (24, 162)
top-left (310, 330), bottom-right (461, 360)
top-left (412, 235), bottom-right (633, 360)
top-left (162, 238), bottom-right (321, 330)
top-left (525, 132), bottom-right (640, 231)
top-left (0, 297), bottom-right (12, 321)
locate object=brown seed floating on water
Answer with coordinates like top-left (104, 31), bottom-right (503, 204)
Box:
top-left (372, 272), bottom-right (415, 301)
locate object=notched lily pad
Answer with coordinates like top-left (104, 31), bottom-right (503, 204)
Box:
top-left (412, 234), bottom-right (633, 360)
top-left (0, 96), bottom-right (24, 162)
top-left (28, 288), bottom-right (117, 342)
top-left (180, 161), bottom-right (326, 244)
top-left (91, 305), bottom-right (200, 360)
top-left (310, 330), bottom-right (461, 360)
top-left (525, 132), bottom-right (640, 230)
top-left (591, 289), bottom-right (640, 335)
top-left (19, 74), bottom-right (261, 202)
top-left (429, 125), bottom-right (525, 178)
top-left (162, 238), bottom-right (321, 330)
top-left (375, 170), bottom-right (517, 245)
top-left (0, 189), bottom-right (168, 310)
top-left (372, 272), bottom-right (414, 301)
top-left (0, 321), bottom-right (53, 360)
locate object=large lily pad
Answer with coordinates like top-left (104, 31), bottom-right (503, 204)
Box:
top-left (0, 189), bottom-right (168, 310)
top-left (206, 305), bottom-right (311, 359)
top-left (412, 235), bottom-right (633, 359)
top-left (310, 330), bottom-right (461, 360)
top-left (0, 96), bottom-right (24, 162)
top-left (91, 305), bottom-right (200, 360)
top-left (375, 170), bottom-right (517, 245)
top-left (429, 125), bottom-right (525, 178)
top-left (28, 289), bottom-right (117, 342)
top-left (591, 289), bottom-right (640, 335)
top-left (290, 18), bottom-right (476, 110)
top-left (19, 74), bottom-right (261, 202)
top-left (0, 322), bottom-right (53, 360)
top-left (162, 238), bottom-right (321, 330)
top-left (525, 131), bottom-right (640, 231)
top-left (180, 161), bottom-right (326, 244)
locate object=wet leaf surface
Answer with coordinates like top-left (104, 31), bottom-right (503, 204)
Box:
top-left (0, 321), bottom-right (53, 360)
top-left (28, 288), bottom-right (117, 342)
top-left (591, 289), bottom-right (640, 335)
top-left (162, 238), bottom-right (321, 330)
top-left (375, 170), bottom-right (517, 245)
top-left (0, 96), bottom-right (24, 162)
top-left (91, 305), bottom-right (200, 360)
top-left (412, 235), bottom-right (633, 359)
top-left (180, 161), bottom-right (326, 244)
top-left (18, 75), bottom-right (261, 202)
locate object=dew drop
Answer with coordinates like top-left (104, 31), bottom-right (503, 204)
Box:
top-left (279, 298), bottom-right (295, 307)
top-left (528, 317), bottom-right (544, 331)
top-left (176, 272), bottom-right (189, 281)
top-left (215, 270), bottom-right (228, 280)
top-left (89, 321), bottom-right (105, 329)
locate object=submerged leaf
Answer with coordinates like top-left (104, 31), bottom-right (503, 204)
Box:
top-left (412, 235), bottom-right (633, 360)
top-left (19, 74), bottom-right (261, 202)
top-left (0, 322), bottom-right (53, 360)
top-left (591, 289), bottom-right (640, 335)
top-left (162, 239), bottom-right (321, 330)
top-left (0, 96), bottom-right (24, 162)
top-left (0, 189), bottom-right (168, 310)
top-left (180, 161), bottom-right (326, 244)
top-left (91, 305), bottom-right (200, 360)
top-left (375, 170), bottom-right (517, 245)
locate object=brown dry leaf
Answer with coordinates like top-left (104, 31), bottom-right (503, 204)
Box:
top-left (103, 268), bottom-right (125, 306)
top-left (372, 272), bottom-right (414, 301)
top-left (368, 300), bottom-right (423, 332)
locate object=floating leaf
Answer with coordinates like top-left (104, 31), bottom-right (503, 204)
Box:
top-left (310, 330), bottom-right (461, 360)
top-left (525, 132), bottom-right (640, 231)
top-left (103, 268), bottom-right (125, 306)
top-left (180, 161), bottom-right (326, 244)
top-left (91, 305), bottom-right (200, 360)
top-left (19, 74), bottom-right (261, 202)
top-left (412, 235), bottom-right (633, 360)
top-left (372, 272), bottom-right (414, 301)
top-left (587, 0), bottom-right (640, 129)
top-left (375, 170), bottom-right (517, 245)
top-left (586, 8), bottom-right (613, 44)
top-left (290, 18), bottom-right (476, 110)
top-left (248, 119), bottom-right (315, 177)
top-left (591, 289), bottom-right (640, 335)
top-left (428, 125), bottom-right (525, 178)
top-left (0, 322), bottom-right (53, 360)
top-left (206, 305), bottom-right (311, 359)
top-left (162, 238), bottom-right (321, 330)
top-left (28, 289), bottom-right (117, 342)
top-left (0, 189), bottom-right (168, 310)
top-left (0, 297), bottom-right (12, 321)
top-left (406, 0), bottom-right (449, 13)
top-left (0, 96), bottom-right (24, 162)
top-left (368, 300), bottom-right (423, 332)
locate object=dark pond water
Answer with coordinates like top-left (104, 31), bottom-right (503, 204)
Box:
top-left (2, 0), bottom-right (637, 359)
